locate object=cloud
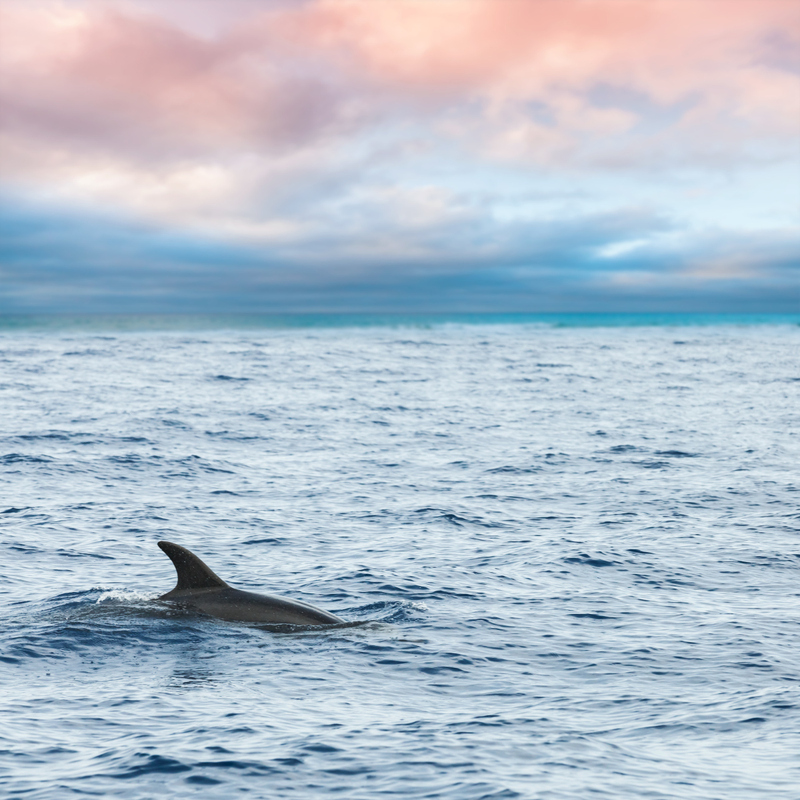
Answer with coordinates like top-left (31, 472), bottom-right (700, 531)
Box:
top-left (2, 0), bottom-right (797, 172)
top-left (0, 0), bottom-right (797, 313)
top-left (2, 192), bottom-right (797, 313)
top-left (0, 3), bottom-right (359, 165)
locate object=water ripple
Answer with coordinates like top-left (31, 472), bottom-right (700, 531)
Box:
top-left (1, 323), bottom-right (799, 799)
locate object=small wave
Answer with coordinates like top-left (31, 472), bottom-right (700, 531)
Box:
top-left (341, 600), bottom-right (427, 624)
top-left (57, 548), bottom-right (114, 560)
top-left (564, 554), bottom-right (619, 568)
top-left (242, 537), bottom-right (283, 545)
top-left (107, 454), bottom-right (147, 466)
top-left (1, 453), bottom-right (54, 464)
top-left (9, 543), bottom-right (41, 553)
top-left (108, 754), bottom-right (193, 779)
top-left (486, 465), bottom-right (541, 474)
top-left (204, 430), bottom-right (261, 440)
top-left (412, 507), bottom-right (503, 528)
top-left (62, 349), bottom-right (111, 357)
top-left (105, 753), bottom-right (284, 781)
top-left (161, 418), bottom-right (191, 429)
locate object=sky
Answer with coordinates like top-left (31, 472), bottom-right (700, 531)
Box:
top-left (1, 0), bottom-right (799, 313)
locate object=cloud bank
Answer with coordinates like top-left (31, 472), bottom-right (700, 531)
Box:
top-left (1, 0), bottom-right (798, 312)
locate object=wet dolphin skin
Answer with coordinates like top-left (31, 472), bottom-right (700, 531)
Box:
top-left (157, 541), bottom-right (344, 625)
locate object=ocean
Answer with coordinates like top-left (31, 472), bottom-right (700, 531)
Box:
top-left (1, 314), bottom-right (799, 798)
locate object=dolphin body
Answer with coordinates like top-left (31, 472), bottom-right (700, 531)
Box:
top-left (157, 541), bottom-right (344, 625)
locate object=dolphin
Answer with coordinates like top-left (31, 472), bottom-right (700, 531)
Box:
top-left (157, 541), bottom-right (344, 625)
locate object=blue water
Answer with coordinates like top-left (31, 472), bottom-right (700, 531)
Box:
top-left (1, 317), bottom-right (799, 798)
top-left (2, 311), bottom-right (799, 332)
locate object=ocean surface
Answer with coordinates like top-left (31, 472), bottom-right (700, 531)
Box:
top-left (1, 315), bottom-right (799, 799)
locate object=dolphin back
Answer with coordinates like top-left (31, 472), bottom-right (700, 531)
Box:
top-left (156, 541), bottom-right (344, 625)
top-left (158, 540), bottom-right (229, 597)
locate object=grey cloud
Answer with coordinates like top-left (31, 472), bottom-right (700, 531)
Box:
top-left (2, 194), bottom-right (797, 314)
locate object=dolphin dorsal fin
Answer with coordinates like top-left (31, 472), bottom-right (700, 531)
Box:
top-left (158, 541), bottom-right (229, 592)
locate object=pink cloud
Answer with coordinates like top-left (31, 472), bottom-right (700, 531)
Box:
top-left (0, 2), bottom-right (352, 161)
top-left (278, 0), bottom-right (798, 92)
top-left (3, 0), bottom-right (797, 157)
top-left (0, 0), bottom-right (797, 230)
top-left (276, 0), bottom-right (800, 156)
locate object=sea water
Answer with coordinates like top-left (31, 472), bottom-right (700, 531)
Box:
top-left (1, 315), bottom-right (799, 799)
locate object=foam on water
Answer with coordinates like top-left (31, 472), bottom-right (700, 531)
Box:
top-left (1, 320), bottom-right (799, 799)
top-left (96, 589), bottom-right (160, 604)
